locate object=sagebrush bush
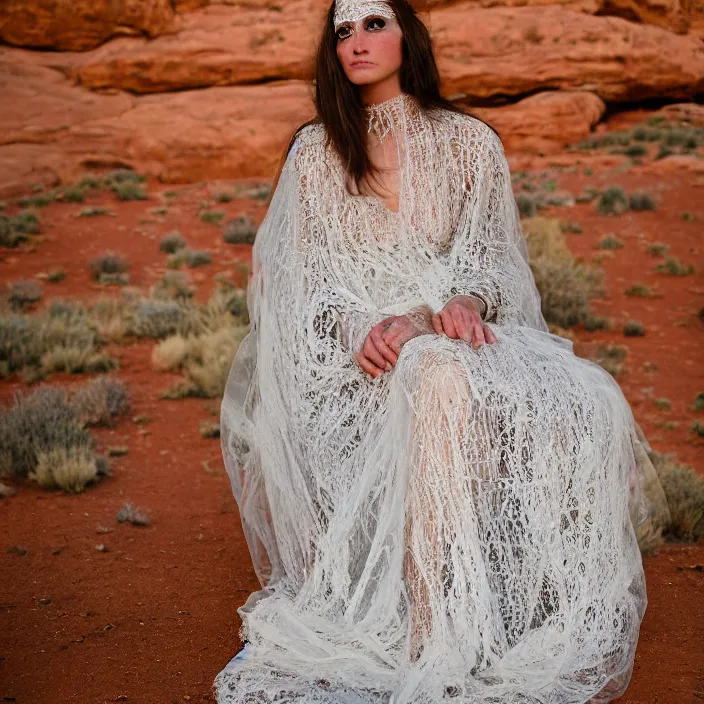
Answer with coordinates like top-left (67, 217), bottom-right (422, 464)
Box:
top-left (111, 182), bottom-right (147, 201)
top-left (625, 283), bottom-right (654, 298)
top-left (0, 387), bottom-right (94, 481)
top-left (629, 191), bottom-right (656, 211)
top-left (693, 392), bottom-right (704, 412)
top-left (30, 446), bottom-right (101, 493)
top-left (598, 234), bottom-right (624, 250)
top-left (200, 210), bottom-right (225, 226)
top-left (224, 216), bottom-right (258, 245)
top-left (645, 242), bottom-right (669, 257)
top-left (655, 257), bottom-right (694, 276)
top-left (524, 217), bottom-right (602, 329)
top-left (0, 301), bottom-right (117, 380)
top-left (72, 376), bottom-right (130, 427)
top-left (0, 211), bottom-right (40, 248)
top-left (90, 252), bottom-right (129, 281)
top-left (104, 169), bottom-right (143, 186)
top-left (588, 343), bottom-right (627, 377)
top-left (7, 280), bottom-right (42, 311)
top-left (61, 185), bottom-right (86, 203)
top-left (77, 206), bottom-right (112, 218)
top-left (623, 320), bottom-right (645, 337)
top-left (131, 298), bottom-right (188, 339)
top-left (167, 248), bottom-right (212, 269)
top-left (650, 452), bottom-right (704, 542)
top-left (159, 231), bottom-right (186, 254)
top-left (117, 501), bottom-right (151, 526)
top-left (515, 194), bottom-right (537, 218)
top-left (596, 187), bottom-right (628, 215)
top-left (151, 271), bottom-right (194, 302)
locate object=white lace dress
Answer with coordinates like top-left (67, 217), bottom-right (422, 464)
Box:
top-left (215, 93), bottom-right (649, 704)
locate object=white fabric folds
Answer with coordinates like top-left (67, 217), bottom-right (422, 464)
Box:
top-left (215, 93), bottom-right (649, 703)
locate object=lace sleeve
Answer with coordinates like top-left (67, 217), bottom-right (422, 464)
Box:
top-left (440, 121), bottom-right (548, 332)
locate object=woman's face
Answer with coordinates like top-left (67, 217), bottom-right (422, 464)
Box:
top-left (335, 14), bottom-right (403, 87)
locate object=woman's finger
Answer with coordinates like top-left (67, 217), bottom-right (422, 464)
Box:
top-left (354, 351), bottom-right (384, 377)
top-left (440, 309), bottom-right (458, 339)
top-left (471, 321), bottom-right (486, 349)
top-left (454, 307), bottom-right (474, 345)
top-left (431, 313), bottom-right (444, 335)
top-left (371, 326), bottom-right (399, 364)
top-left (363, 335), bottom-right (390, 371)
top-left (484, 325), bottom-right (498, 344)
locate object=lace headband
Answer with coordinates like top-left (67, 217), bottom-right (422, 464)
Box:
top-left (333, 1), bottom-right (396, 31)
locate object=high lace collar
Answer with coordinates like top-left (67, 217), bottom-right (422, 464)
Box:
top-left (364, 92), bottom-right (419, 142)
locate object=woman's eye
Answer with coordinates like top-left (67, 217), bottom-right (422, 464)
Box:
top-left (336, 27), bottom-right (352, 40)
top-left (366, 17), bottom-right (386, 30)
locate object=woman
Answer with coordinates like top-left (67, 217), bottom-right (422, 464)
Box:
top-left (214, 1), bottom-right (651, 701)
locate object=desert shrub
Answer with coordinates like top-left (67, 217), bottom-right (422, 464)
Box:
top-left (515, 194), bottom-right (537, 218)
top-left (159, 231), bottom-right (186, 254)
top-left (596, 186), bottom-right (628, 215)
top-left (47, 269), bottom-right (66, 283)
top-left (0, 302), bottom-right (117, 380)
top-left (598, 234), bottom-right (624, 250)
top-left (588, 343), bottom-right (627, 377)
top-left (200, 421), bottom-right (220, 439)
top-left (623, 144), bottom-right (647, 157)
top-left (77, 206), bottom-right (112, 217)
top-left (560, 221), bottom-right (583, 234)
top-left (61, 185), bottom-right (86, 203)
top-left (151, 271), bottom-right (194, 302)
top-left (7, 280), bottom-right (42, 311)
top-left (78, 174), bottom-right (101, 190)
top-left (632, 126), bottom-right (662, 142)
top-left (651, 452), bottom-right (704, 541)
top-left (625, 283), bottom-right (654, 297)
top-left (224, 216), bottom-right (258, 245)
top-left (200, 210), bottom-right (225, 226)
top-left (623, 320), bottom-right (645, 337)
top-left (655, 257), bottom-right (694, 276)
top-left (214, 191), bottom-right (235, 203)
top-left (152, 286), bottom-right (249, 398)
top-left (629, 191), bottom-right (656, 211)
top-left (692, 392), bottom-right (704, 412)
top-left (97, 273), bottom-right (130, 286)
top-left (111, 182), bottom-right (147, 201)
top-left (104, 169), bottom-right (143, 186)
top-left (90, 252), bottom-right (129, 281)
top-left (524, 217), bottom-right (602, 328)
top-left (646, 242), bottom-right (669, 256)
top-left (582, 315), bottom-right (611, 331)
top-left (117, 501), bottom-right (151, 526)
top-left (130, 298), bottom-right (188, 339)
top-left (544, 191), bottom-right (574, 207)
top-left (30, 446), bottom-right (102, 493)
top-left (654, 397), bottom-right (671, 409)
top-left (167, 248), bottom-right (212, 269)
top-left (0, 211), bottom-right (41, 248)
top-left (11, 210), bottom-right (41, 235)
top-left (693, 421), bottom-right (704, 438)
top-left (154, 325), bottom-right (249, 398)
top-left (681, 211), bottom-right (698, 222)
top-left (71, 376), bottom-right (130, 427)
top-left (0, 387), bottom-right (94, 481)
top-left (88, 297), bottom-right (133, 343)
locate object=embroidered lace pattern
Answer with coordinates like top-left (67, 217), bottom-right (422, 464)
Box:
top-left (215, 92), bottom-right (649, 704)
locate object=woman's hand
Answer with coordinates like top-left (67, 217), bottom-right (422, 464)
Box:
top-left (431, 295), bottom-right (498, 349)
top-left (354, 315), bottom-right (424, 379)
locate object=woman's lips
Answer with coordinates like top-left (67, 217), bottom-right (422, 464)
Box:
top-left (350, 61), bottom-right (374, 67)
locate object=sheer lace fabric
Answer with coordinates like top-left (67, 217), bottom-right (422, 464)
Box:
top-left (216, 93), bottom-right (648, 703)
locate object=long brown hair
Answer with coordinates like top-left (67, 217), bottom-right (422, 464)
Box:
top-left (269, 0), bottom-right (493, 201)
